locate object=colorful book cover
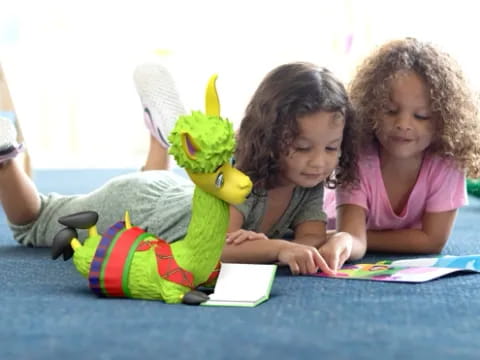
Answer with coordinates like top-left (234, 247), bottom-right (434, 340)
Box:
top-left (312, 255), bottom-right (480, 283)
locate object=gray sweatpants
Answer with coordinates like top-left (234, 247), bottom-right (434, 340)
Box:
top-left (10, 170), bottom-right (194, 247)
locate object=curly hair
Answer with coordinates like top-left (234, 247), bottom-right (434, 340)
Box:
top-left (235, 62), bottom-right (358, 191)
top-left (349, 37), bottom-right (480, 178)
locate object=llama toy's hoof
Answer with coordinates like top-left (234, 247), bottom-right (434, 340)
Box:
top-left (58, 211), bottom-right (99, 229)
top-left (182, 290), bottom-right (209, 305)
top-left (52, 227), bottom-right (78, 260)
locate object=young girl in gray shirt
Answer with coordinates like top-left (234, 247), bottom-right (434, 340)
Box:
top-left (0, 62), bottom-right (359, 275)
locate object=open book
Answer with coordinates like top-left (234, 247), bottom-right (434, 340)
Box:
top-left (312, 255), bottom-right (480, 283)
top-left (202, 263), bottom-right (277, 307)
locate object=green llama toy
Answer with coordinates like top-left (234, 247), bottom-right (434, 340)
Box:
top-left (51, 75), bottom-right (253, 305)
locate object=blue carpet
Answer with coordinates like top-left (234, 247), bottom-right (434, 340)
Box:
top-left (1, 169), bottom-right (480, 360)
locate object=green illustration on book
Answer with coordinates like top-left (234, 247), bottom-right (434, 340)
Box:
top-left (313, 255), bottom-right (480, 283)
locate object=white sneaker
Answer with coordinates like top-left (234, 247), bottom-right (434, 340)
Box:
top-left (0, 116), bottom-right (24, 163)
top-left (133, 62), bottom-right (186, 148)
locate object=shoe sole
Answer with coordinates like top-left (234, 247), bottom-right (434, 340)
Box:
top-left (134, 63), bottom-right (186, 148)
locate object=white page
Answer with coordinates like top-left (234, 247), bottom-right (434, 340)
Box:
top-left (206, 263), bottom-right (276, 303)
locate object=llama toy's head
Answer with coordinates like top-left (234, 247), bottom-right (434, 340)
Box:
top-left (168, 110), bottom-right (235, 173)
top-left (168, 112), bottom-right (251, 205)
top-left (167, 75), bottom-right (252, 205)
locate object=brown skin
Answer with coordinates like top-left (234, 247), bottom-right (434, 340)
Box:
top-left (327, 70), bottom-right (461, 268)
top-left (142, 134), bottom-right (170, 171)
top-left (222, 111), bottom-right (348, 275)
top-left (222, 204), bottom-right (332, 276)
top-left (0, 159), bottom-right (41, 225)
top-left (140, 111), bottom-right (345, 275)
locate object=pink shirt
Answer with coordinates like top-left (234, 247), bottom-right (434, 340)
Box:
top-left (325, 147), bottom-right (467, 230)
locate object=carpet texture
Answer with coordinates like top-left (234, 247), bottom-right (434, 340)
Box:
top-left (1, 169), bottom-right (479, 360)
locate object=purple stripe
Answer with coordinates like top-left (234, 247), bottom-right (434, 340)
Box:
top-left (88, 221), bottom-right (126, 296)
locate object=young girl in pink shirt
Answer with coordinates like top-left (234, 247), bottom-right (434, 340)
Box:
top-left (322, 38), bottom-right (480, 271)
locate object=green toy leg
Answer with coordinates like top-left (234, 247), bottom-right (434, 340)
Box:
top-left (467, 178), bottom-right (480, 197)
top-left (160, 283), bottom-right (209, 305)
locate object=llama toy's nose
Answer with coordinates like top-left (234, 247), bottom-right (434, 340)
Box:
top-left (239, 180), bottom-right (253, 197)
top-left (240, 183), bottom-right (250, 190)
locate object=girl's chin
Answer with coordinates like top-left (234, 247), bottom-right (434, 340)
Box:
top-left (297, 177), bottom-right (324, 187)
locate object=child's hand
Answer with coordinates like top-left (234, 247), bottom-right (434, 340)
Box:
top-left (278, 242), bottom-right (335, 276)
top-left (318, 232), bottom-right (353, 273)
top-left (226, 229), bottom-right (268, 245)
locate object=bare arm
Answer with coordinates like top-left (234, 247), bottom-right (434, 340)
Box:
top-left (315, 204), bottom-right (368, 271)
top-left (367, 209), bottom-right (458, 254)
top-left (336, 204), bottom-right (368, 260)
top-left (291, 220), bottom-right (328, 248)
top-left (221, 206), bottom-right (334, 275)
top-left (221, 205), bottom-right (291, 263)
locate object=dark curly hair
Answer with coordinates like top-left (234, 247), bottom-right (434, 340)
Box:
top-left (349, 37), bottom-right (480, 178)
top-left (235, 62), bottom-right (358, 191)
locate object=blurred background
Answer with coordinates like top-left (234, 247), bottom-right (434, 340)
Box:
top-left (1, 0), bottom-right (478, 169)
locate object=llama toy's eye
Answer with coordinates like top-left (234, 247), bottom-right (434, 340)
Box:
top-left (215, 173), bottom-right (224, 188)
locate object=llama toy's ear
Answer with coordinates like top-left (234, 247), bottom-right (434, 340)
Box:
top-left (178, 73), bottom-right (219, 162)
top-left (205, 74), bottom-right (220, 117)
top-left (181, 132), bottom-right (199, 160)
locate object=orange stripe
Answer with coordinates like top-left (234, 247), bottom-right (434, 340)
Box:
top-left (155, 241), bottom-right (194, 288)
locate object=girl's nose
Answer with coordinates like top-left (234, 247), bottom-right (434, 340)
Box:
top-left (394, 113), bottom-right (413, 131)
top-left (309, 150), bottom-right (327, 168)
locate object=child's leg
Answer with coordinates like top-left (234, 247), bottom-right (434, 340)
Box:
top-left (12, 171), bottom-right (194, 247)
top-left (0, 117), bottom-right (41, 225)
top-left (133, 62), bottom-right (186, 170)
top-left (143, 134), bottom-right (169, 170)
top-left (0, 62), bottom-right (32, 177)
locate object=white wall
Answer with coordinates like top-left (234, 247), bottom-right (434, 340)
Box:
top-left (1, 0), bottom-right (478, 168)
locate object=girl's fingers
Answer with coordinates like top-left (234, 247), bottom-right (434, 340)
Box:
top-left (236, 232), bottom-right (266, 244)
top-left (298, 261), bottom-right (307, 275)
top-left (225, 233), bottom-right (237, 244)
top-left (227, 232), bottom-right (244, 244)
top-left (313, 251), bottom-right (334, 275)
top-left (330, 256), bottom-right (339, 274)
top-left (307, 257), bottom-right (318, 274)
top-left (227, 231), bottom-right (267, 244)
top-left (289, 261), bottom-right (300, 275)
top-left (232, 234), bottom-right (248, 244)
top-left (319, 250), bottom-right (333, 270)
top-left (337, 250), bottom-right (349, 270)
top-left (248, 232), bottom-right (266, 241)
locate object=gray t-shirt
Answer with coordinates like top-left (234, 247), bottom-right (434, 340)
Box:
top-left (233, 184), bottom-right (327, 239)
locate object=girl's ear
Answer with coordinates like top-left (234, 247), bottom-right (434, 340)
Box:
top-left (181, 132), bottom-right (199, 160)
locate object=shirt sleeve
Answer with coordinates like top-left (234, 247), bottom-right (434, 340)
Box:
top-left (335, 149), bottom-right (374, 211)
top-left (292, 185), bottom-right (327, 227)
top-left (336, 166), bottom-right (369, 211)
top-left (335, 184), bottom-right (368, 210)
top-left (426, 159), bottom-right (467, 212)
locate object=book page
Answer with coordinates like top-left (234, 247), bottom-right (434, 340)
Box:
top-left (389, 255), bottom-right (480, 270)
top-left (203, 263), bottom-right (276, 305)
top-left (313, 263), bottom-right (469, 283)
